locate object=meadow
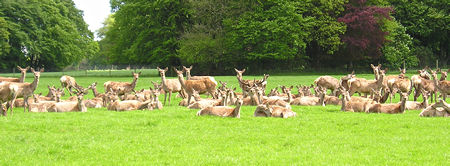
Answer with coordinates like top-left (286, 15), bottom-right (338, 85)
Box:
top-left (0, 71), bottom-right (448, 165)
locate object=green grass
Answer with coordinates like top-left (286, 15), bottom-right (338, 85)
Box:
top-left (0, 72), bottom-right (449, 165)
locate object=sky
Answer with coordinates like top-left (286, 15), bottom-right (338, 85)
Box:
top-left (73, 0), bottom-right (111, 40)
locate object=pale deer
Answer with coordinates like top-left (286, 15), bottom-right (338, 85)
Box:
top-left (104, 72), bottom-right (141, 95)
top-left (47, 92), bottom-right (87, 112)
top-left (175, 68), bottom-right (217, 107)
top-left (8, 68), bottom-right (44, 113)
top-left (60, 75), bottom-right (84, 96)
top-left (254, 104), bottom-right (297, 118)
top-left (419, 99), bottom-right (449, 117)
top-left (157, 67), bottom-right (185, 105)
top-left (0, 66), bottom-right (29, 82)
top-left (196, 98), bottom-right (243, 118)
top-left (366, 93), bottom-right (408, 114)
top-left (314, 76), bottom-right (340, 96)
top-left (431, 69), bottom-right (450, 101)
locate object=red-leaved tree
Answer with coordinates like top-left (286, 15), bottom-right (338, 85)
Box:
top-left (338, 0), bottom-right (393, 63)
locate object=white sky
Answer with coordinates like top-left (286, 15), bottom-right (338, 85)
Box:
top-left (73, 0), bottom-right (111, 40)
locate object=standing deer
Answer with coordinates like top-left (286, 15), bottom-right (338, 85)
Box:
top-left (431, 69), bottom-right (450, 101)
top-left (60, 75), bottom-right (84, 96)
top-left (182, 66), bottom-right (214, 80)
top-left (104, 72), bottom-right (141, 95)
top-left (175, 68), bottom-right (217, 107)
top-left (8, 68), bottom-right (44, 113)
top-left (157, 67), bottom-right (185, 105)
top-left (0, 66), bottom-right (29, 82)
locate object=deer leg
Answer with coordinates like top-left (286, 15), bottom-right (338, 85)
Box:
top-left (24, 96), bottom-right (29, 112)
top-left (187, 94), bottom-right (192, 107)
top-left (168, 91), bottom-right (172, 105)
top-left (163, 91), bottom-right (168, 105)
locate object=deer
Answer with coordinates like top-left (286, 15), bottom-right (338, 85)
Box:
top-left (260, 86), bottom-right (291, 108)
top-left (241, 84), bottom-right (261, 106)
top-left (107, 98), bottom-right (152, 111)
top-left (314, 76), bottom-right (340, 96)
top-left (60, 75), bottom-right (84, 96)
top-left (431, 69), bottom-right (450, 101)
top-left (388, 77), bottom-right (412, 103)
top-left (234, 68), bottom-right (269, 97)
top-left (254, 104), bottom-right (297, 118)
top-left (348, 69), bottom-right (385, 98)
top-left (317, 86), bottom-right (341, 106)
top-left (157, 67), bottom-right (185, 105)
top-left (196, 98), bottom-right (243, 118)
top-left (403, 89), bottom-right (428, 110)
top-left (366, 92), bottom-right (408, 114)
top-left (187, 89), bottom-right (224, 109)
top-left (28, 92), bottom-right (60, 113)
top-left (148, 87), bottom-right (163, 110)
top-left (104, 72), bottom-right (141, 96)
top-left (174, 68), bottom-right (217, 107)
top-left (182, 66), bottom-right (214, 80)
top-left (47, 92), bottom-right (87, 112)
top-left (411, 68), bottom-right (432, 101)
top-left (340, 87), bottom-right (376, 112)
top-left (0, 66), bottom-right (29, 83)
top-left (419, 99), bottom-right (450, 117)
top-left (6, 68), bottom-right (44, 113)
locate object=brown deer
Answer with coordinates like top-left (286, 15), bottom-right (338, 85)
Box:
top-left (431, 69), bottom-right (450, 101)
top-left (47, 92), bottom-right (87, 112)
top-left (0, 66), bottom-right (29, 82)
top-left (348, 69), bottom-right (385, 97)
top-left (340, 87), bottom-right (376, 112)
top-left (175, 68), bottom-right (217, 107)
top-left (187, 90), bottom-right (223, 109)
top-left (8, 68), bottom-right (44, 113)
top-left (182, 66), bottom-right (214, 80)
top-left (254, 104), bottom-right (297, 118)
top-left (104, 72), bottom-right (140, 95)
top-left (60, 75), bottom-right (84, 96)
top-left (314, 76), bottom-right (340, 96)
top-left (411, 68), bottom-right (432, 101)
top-left (419, 99), bottom-right (449, 117)
top-left (366, 93), bottom-right (408, 114)
top-left (157, 67), bottom-right (185, 105)
top-left (196, 98), bottom-right (243, 118)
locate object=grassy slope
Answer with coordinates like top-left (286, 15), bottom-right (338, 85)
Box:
top-left (0, 73), bottom-right (449, 165)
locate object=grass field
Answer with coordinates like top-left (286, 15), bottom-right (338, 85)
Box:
top-left (0, 71), bottom-right (449, 165)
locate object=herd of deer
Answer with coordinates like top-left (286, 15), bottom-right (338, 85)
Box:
top-left (0, 65), bottom-right (448, 118)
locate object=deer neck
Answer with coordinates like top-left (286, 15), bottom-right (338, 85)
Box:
top-left (131, 77), bottom-right (138, 89)
top-left (186, 71), bottom-right (191, 80)
top-left (400, 96), bottom-right (407, 113)
top-left (341, 96), bottom-right (346, 111)
top-left (287, 92), bottom-right (292, 103)
top-left (19, 71), bottom-right (26, 83)
top-left (92, 87), bottom-right (99, 97)
top-left (250, 94), bottom-right (259, 105)
top-left (232, 103), bottom-right (242, 118)
top-left (30, 76), bottom-right (40, 92)
top-left (177, 75), bottom-right (187, 89)
top-left (78, 98), bottom-right (87, 112)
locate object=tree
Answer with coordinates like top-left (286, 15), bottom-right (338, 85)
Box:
top-left (338, 0), bottom-right (393, 66)
top-left (381, 19), bottom-right (417, 68)
top-left (0, 0), bottom-right (98, 71)
top-left (106, 0), bottom-right (190, 66)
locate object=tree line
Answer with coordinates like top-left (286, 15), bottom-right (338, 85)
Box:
top-left (0, 0), bottom-right (448, 73)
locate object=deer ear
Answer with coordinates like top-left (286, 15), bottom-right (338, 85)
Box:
top-left (138, 72), bottom-right (141, 75)
top-left (164, 67), bottom-right (168, 71)
top-left (30, 68), bottom-right (35, 73)
top-left (40, 68), bottom-right (44, 72)
top-left (242, 69), bottom-right (246, 73)
top-left (157, 67), bottom-right (160, 70)
top-left (189, 65), bottom-right (192, 69)
top-left (370, 64), bottom-right (375, 68)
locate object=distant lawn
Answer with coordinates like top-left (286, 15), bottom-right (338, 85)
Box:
top-left (0, 72), bottom-right (448, 164)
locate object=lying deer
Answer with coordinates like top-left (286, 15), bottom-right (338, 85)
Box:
top-left (104, 72), bottom-right (141, 95)
top-left (196, 98), bottom-right (243, 118)
top-left (0, 66), bottom-right (29, 83)
top-left (366, 92), bottom-right (408, 114)
top-left (254, 104), bottom-right (297, 118)
top-left (47, 92), bottom-right (87, 112)
top-left (419, 99), bottom-right (449, 117)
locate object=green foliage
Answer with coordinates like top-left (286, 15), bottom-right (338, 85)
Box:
top-left (104, 0), bottom-right (190, 66)
top-left (0, 0), bottom-right (98, 71)
top-left (0, 16), bottom-right (10, 67)
top-left (382, 19), bottom-right (417, 68)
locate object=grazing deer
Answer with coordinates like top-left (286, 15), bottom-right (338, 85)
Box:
top-left (175, 68), bottom-right (217, 107)
top-left (366, 93), bottom-right (408, 114)
top-left (47, 92), bottom-right (87, 112)
top-left (254, 104), bottom-right (297, 118)
top-left (104, 72), bottom-right (141, 95)
top-left (314, 76), bottom-right (340, 96)
top-left (60, 75), bottom-right (84, 96)
top-left (157, 67), bottom-right (185, 105)
top-left (196, 98), bottom-right (243, 118)
top-left (431, 69), bottom-right (450, 101)
top-left (0, 66), bottom-right (29, 83)
top-left (419, 99), bottom-right (449, 117)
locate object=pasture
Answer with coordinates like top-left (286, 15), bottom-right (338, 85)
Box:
top-left (0, 71), bottom-right (448, 165)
